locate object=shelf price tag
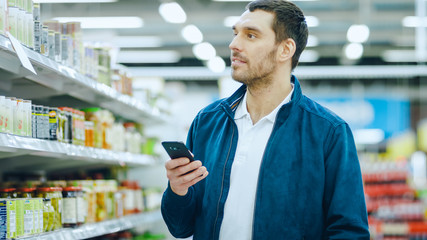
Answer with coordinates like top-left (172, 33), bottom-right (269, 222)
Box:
top-left (6, 32), bottom-right (37, 75)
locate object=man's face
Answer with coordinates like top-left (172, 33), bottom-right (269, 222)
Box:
top-left (229, 10), bottom-right (279, 87)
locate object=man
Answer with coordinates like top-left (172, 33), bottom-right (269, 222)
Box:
top-left (161, 0), bottom-right (370, 239)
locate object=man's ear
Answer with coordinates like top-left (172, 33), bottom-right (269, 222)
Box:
top-left (277, 38), bottom-right (296, 62)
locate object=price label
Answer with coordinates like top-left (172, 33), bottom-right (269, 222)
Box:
top-left (6, 32), bottom-right (36, 74)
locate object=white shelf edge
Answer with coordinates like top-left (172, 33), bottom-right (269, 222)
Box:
top-left (0, 34), bottom-right (167, 124)
top-left (0, 133), bottom-right (157, 166)
top-left (20, 210), bottom-right (162, 240)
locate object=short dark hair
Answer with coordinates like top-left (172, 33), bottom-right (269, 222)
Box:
top-left (247, 0), bottom-right (308, 69)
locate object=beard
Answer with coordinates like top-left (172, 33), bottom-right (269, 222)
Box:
top-left (231, 45), bottom-right (278, 90)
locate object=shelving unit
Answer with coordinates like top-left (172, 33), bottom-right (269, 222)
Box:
top-left (0, 34), bottom-right (167, 125)
top-left (0, 32), bottom-right (167, 238)
top-left (0, 133), bottom-right (158, 173)
top-left (18, 210), bottom-right (162, 240)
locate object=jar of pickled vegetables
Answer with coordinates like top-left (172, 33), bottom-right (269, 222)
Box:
top-left (37, 187), bottom-right (62, 230)
top-left (43, 198), bottom-right (55, 232)
top-left (17, 187), bottom-right (35, 198)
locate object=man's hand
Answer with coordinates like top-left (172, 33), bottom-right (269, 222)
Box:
top-left (165, 158), bottom-right (209, 196)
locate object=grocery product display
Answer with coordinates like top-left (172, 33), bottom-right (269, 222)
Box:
top-left (0, 1), bottom-right (166, 239)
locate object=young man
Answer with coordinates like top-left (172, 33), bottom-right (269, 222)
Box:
top-left (161, 0), bottom-right (370, 239)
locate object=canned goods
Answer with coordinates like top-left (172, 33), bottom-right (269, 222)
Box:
top-left (48, 108), bottom-right (58, 140)
top-left (41, 26), bottom-right (49, 57)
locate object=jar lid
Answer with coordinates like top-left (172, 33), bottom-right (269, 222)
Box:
top-left (63, 186), bottom-right (82, 191)
top-left (18, 187), bottom-right (36, 192)
top-left (0, 188), bottom-right (16, 193)
top-left (37, 187), bottom-right (55, 192)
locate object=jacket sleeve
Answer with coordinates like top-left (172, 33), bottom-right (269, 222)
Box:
top-left (323, 123), bottom-right (370, 239)
top-left (161, 115), bottom-right (199, 238)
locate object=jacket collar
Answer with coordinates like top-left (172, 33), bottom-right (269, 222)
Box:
top-left (221, 74), bottom-right (302, 117)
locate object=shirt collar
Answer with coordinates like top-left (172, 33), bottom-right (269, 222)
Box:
top-left (234, 84), bottom-right (294, 123)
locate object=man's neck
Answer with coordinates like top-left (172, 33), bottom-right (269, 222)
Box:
top-left (246, 75), bottom-right (292, 125)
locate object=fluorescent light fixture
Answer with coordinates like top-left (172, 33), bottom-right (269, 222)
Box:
top-left (382, 50), bottom-right (427, 62)
top-left (353, 129), bottom-right (385, 145)
top-left (207, 56), bottom-right (226, 73)
top-left (299, 50), bottom-right (319, 62)
top-left (214, 0), bottom-right (317, 1)
top-left (117, 50), bottom-right (181, 63)
top-left (344, 43), bottom-right (363, 60)
top-left (306, 35), bottom-right (318, 47)
top-left (305, 16), bottom-right (319, 27)
top-left (402, 16), bottom-right (427, 27)
top-left (34, 0), bottom-right (116, 2)
top-left (193, 42), bottom-right (216, 61)
top-left (181, 25), bottom-right (203, 44)
top-left (112, 36), bottom-right (162, 48)
top-left (159, 2), bottom-right (187, 24)
top-left (224, 16), bottom-right (240, 27)
top-left (53, 17), bottom-right (143, 29)
top-left (347, 24), bottom-right (370, 43)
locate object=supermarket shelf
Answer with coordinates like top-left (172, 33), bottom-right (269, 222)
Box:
top-left (19, 210), bottom-right (162, 240)
top-left (0, 34), bottom-right (167, 125)
top-left (0, 133), bottom-right (158, 172)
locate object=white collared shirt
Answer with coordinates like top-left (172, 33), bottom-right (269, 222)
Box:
top-left (219, 85), bottom-right (294, 240)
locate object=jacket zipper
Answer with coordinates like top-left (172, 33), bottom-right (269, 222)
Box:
top-left (251, 116), bottom-right (280, 240)
top-left (212, 121), bottom-right (236, 240)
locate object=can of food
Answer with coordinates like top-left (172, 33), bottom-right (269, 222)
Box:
top-left (48, 30), bottom-right (55, 60)
top-left (33, 21), bottom-right (41, 53)
top-left (35, 105), bottom-right (43, 139)
top-left (41, 26), bottom-right (49, 57)
top-left (49, 108), bottom-right (58, 141)
top-left (32, 3), bottom-right (39, 21)
top-left (42, 106), bottom-right (49, 140)
top-left (31, 104), bottom-right (36, 138)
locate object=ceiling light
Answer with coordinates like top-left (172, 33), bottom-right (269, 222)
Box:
top-left (305, 16), bottom-right (319, 27)
top-left (53, 17), bottom-right (143, 29)
top-left (344, 43), bottom-right (363, 60)
top-left (181, 25), bottom-right (203, 44)
top-left (193, 42), bottom-right (216, 61)
top-left (224, 16), bottom-right (240, 28)
top-left (306, 35), bottom-right (318, 47)
top-left (34, 0), bottom-right (116, 2)
top-left (299, 50), bottom-right (319, 62)
top-left (353, 129), bottom-right (385, 145)
top-left (112, 36), bottom-right (162, 48)
top-left (117, 50), bottom-right (181, 63)
top-left (207, 56), bottom-right (226, 73)
top-left (159, 2), bottom-right (187, 24)
top-left (382, 50), bottom-right (426, 62)
top-left (402, 16), bottom-right (427, 27)
top-left (347, 24), bottom-right (370, 43)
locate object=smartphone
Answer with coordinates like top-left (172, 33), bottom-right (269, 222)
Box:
top-left (161, 141), bottom-right (195, 162)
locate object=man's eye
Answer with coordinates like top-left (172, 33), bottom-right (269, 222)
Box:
top-left (248, 34), bottom-right (256, 39)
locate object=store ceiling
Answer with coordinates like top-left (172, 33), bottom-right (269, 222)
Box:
top-left (39, 0), bottom-right (423, 67)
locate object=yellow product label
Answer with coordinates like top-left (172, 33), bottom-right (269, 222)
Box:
top-left (32, 199), bottom-right (39, 234)
top-left (23, 199), bottom-right (34, 235)
top-left (37, 199), bottom-right (43, 233)
top-left (15, 199), bottom-right (24, 237)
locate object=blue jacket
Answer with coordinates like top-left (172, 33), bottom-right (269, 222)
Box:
top-left (161, 76), bottom-right (370, 240)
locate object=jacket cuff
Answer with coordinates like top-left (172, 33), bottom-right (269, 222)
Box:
top-left (164, 182), bottom-right (194, 208)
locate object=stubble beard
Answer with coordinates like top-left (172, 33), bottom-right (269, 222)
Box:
top-left (231, 46), bottom-right (277, 91)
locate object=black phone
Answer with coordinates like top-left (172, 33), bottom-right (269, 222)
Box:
top-left (161, 141), bottom-right (195, 162)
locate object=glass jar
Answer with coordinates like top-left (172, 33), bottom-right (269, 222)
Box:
top-left (62, 186), bottom-right (83, 227)
top-left (0, 188), bottom-right (16, 198)
top-left (52, 187), bottom-right (63, 230)
top-left (43, 198), bottom-right (54, 232)
top-left (17, 187), bottom-right (35, 198)
top-left (37, 187), bottom-right (55, 232)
